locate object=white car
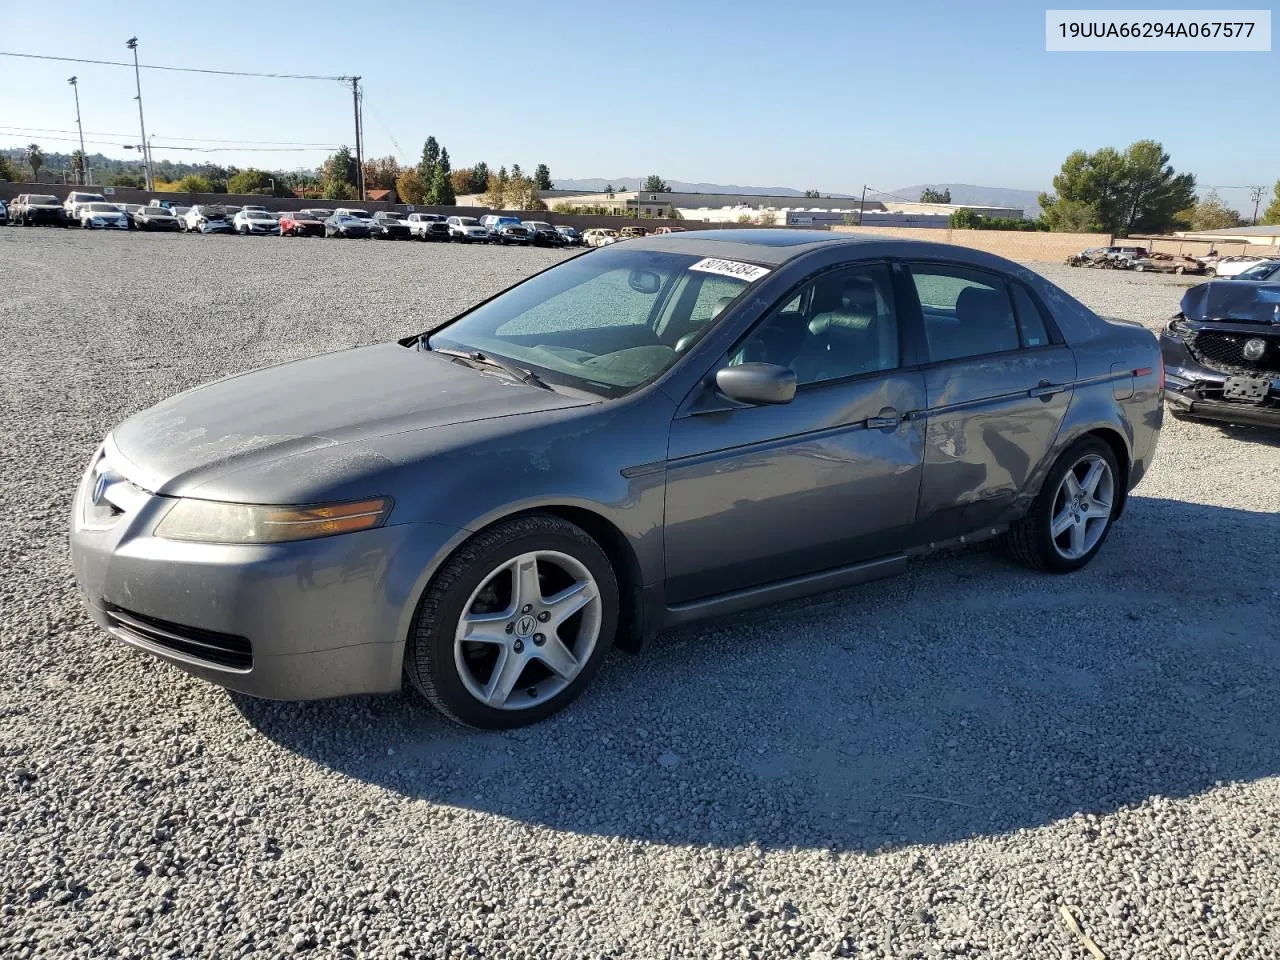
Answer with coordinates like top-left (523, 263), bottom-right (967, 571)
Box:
top-left (405, 213), bottom-right (451, 241)
top-left (583, 228), bottom-right (619, 247)
top-left (65, 191), bottom-right (108, 220)
top-left (78, 202), bottom-right (129, 230)
top-left (242, 204), bottom-right (268, 214)
top-left (445, 216), bottom-right (490, 242)
top-left (333, 207), bottom-right (374, 224)
top-left (1207, 255), bottom-right (1278, 279)
top-left (232, 208), bottom-right (281, 235)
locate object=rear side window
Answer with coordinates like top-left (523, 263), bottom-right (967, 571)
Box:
top-left (1009, 284), bottom-right (1051, 347)
top-left (908, 264), bottom-right (1020, 362)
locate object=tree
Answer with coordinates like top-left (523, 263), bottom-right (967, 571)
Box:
top-left (510, 163), bottom-right (523, 181)
top-left (25, 143), bottom-right (44, 181)
top-left (322, 146), bottom-right (357, 198)
top-left (919, 186), bottom-right (952, 204)
top-left (395, 168), bottom-right (426, 205)
top-left (176, 174), bottom-right (214, 193)
top-left (0, 153), bottom-right (20, 181)
top-left (604, 183), bottom-right (614, 196)
top-left (1258, 180), bottom-right (1280, 226)
top-left (418, 136), bottom-right (440, 184)
top-left (948, 208), bottom-right (981, 229)
top-left (803, 189), bottom-right (821, 199)
top-left (533, 163), bottom-right (553, 190)
top-left (427, 164), bottom-right (455, 206)
top-left (227, 169), bottom-right (274, 194)
top-left (450, 168), bottom-right (474, 197)
top-left (361, 156), bottom-right (400, 191)
top-left (70, 150), bottom-right (86, 184)
top-left (1177, 190), bottom-right (1241, 231)
top-left (1039, 140), bottom-right (1194, 236)
top-left (484, 169), bottom-right (509, 209)
top-left (469, 162), bottom-right (489, 194)
top-left (642, 175), bottom-right (669, 192)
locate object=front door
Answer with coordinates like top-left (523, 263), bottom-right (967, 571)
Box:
top-left (663, 262), bottom-right (927, 604)
top-left (903, 262), bottom-right (1076, 541)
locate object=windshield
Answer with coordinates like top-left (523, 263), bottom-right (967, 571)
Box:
top-left (428, 247), bottom-right (761, 397)
top-left (1181, 281), bottom-right (1280, 324)
top-left (31, 195), bottom-right (60, 204)
top-left (345, 210), bottom-right (372, 218)
top-left (85, 204), bottom-right (119, 212)
top-left (1238, 261), bottom-right (1279, 278)
top-left (457, 217), bottom-right (480, 226)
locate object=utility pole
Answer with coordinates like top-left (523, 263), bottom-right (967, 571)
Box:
top-left (68, 76), bottom-right (88, 185)
top-left (350, 76), bottom-right (365, 201)
top-left (1249, 185), bottom-right (1264, 225)
top-left (858, 185), bottom-right (867, 225)
top-left (125, 37), bottom-right (153, 191)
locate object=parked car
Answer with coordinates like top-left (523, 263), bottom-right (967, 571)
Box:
top-left (171, 205), bottom-right (191, 222)
top-left (582, 228), bottom-right (618, 247)
top-left (1233, 259), bottom-right (1280, 283)
top-left (78, 202), bottom-right (130, 230)
top-left (1161, 280), bottom-right (1280, 427)
top-left (554, 225), bottom-right (583, 246)
top-left (479, 215), bottom-right (531, 245)
top-left (278, 210), bottom-right (326, 237)
top-left (369, 211), bottom-right (412, 240)
top-left (64, 191), bottom-right (108, 220)
top-left (1206, 255), bottom-right (1279, 279)
top-left (1066, 245), bottom-right (1146, 268)
top-left (324, 212), bottom-right (371, 238)
top-left (0, 199), bottom-right (7, 225)
top-left (69, 230), bottom-right (1161, 729)
top-left (1130, 253), bottom-right (1203, 275)
top-left (147, 199), bottom-right (174, 211)
top-left (407, 213), bottom-right (452, 242)
top-left (333, 207), bottom-right (374, 224)
top-left (651, 226), bottom-right (686, 235)
top-left (620, 226), bottom-right (649, 240)
top-left (300, 208), bottom-right (333, 221)
top-left (183, 205), bottom-right (234, 234)
top-left (131, 206), bottom-right (183, 232)
top-left (446, 216), bottom-right (490, 242)
top-left (233, 208), bottom-right (281, 236)
top-left (11, 194), bottom-right (68, 227)
top-left (242, 204), bottom-right (269, 214)
top-left (521, 220), bottom-right (565, 247)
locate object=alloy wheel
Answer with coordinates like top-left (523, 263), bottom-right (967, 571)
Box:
top-left (453, 551), bottom-right (602, 711)
top-left (1049, 454), bottom-right (1114, 560)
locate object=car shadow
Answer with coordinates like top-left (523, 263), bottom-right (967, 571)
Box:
top-left (234, 496), bottom-right (1280, 853)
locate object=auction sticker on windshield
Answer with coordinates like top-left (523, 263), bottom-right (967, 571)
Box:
top-left (689, 258), bottom-right (771, 283)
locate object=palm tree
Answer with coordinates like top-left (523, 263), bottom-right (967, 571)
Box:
top-left (25, 143), bottom-right (44, 181)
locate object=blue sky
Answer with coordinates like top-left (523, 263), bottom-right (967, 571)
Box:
top-left (1, 0), bottom-right (1274, 211)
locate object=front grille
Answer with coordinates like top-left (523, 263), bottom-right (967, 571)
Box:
top-left (105, 605), bottom-right (253, 671)
top-left (1187, 330), bottom-right (1280, 376)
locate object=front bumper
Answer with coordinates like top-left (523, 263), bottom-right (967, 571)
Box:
top-left (1160, 331), bottom-right (1280, 427)
top-left (69, 442), bottom-right (463, 700)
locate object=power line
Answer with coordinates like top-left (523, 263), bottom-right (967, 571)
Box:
top-left (0, 132), bottom-right (333, 153)
top-left (0, 50), bottom-right (352, 82)
top-left (0, 125), bottom-right (340, 147)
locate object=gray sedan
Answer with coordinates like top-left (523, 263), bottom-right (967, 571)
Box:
top-left (70, 231), bottom-right (1163, 728)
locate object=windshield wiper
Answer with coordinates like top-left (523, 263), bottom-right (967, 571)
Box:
top-left (427, 344), bottom-right (552, 390)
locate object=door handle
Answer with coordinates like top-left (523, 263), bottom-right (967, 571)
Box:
top-left (1029, 380), bottom-right (1063, 400)
top-left (865, 407), bottom-right (900, 430)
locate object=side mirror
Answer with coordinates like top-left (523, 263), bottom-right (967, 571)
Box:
top-left (715, 363), bottom-right (796, 405)
top-left (628, 269), bottom-right (661, 295)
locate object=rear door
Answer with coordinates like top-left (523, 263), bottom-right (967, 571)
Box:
top-left (903, 261), bottom-right (1075, 542)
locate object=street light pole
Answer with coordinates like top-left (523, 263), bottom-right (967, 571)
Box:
top-left (125, 37), bottom-right (153, 191)
top-left (68, 76), bottom-right (88, 185)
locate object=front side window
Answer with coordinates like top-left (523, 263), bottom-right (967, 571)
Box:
top-left (909, 264), bottom-right (1020, 362)
top-left (731, 264), bottom-right (899, 385)
top-left (430, 248), bottom-right (762, 397)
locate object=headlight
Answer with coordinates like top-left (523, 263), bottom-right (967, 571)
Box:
top-left (1164, 317), bottom-right (1191, 340)
top-left (155, 497), bottom-right (391, 544)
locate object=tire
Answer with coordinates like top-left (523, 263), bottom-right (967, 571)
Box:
top-left (1204, 268), bottom-right (1216, 278)
top-left (405, 514), bottom-right (619, 729)
top-left (1174, 266), bottom-right (1185, 275)
top-left (1004, 437), bottom-right (1121, 573)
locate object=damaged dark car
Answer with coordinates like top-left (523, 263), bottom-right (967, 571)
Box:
top-left (1160, 280), bottom-right (1280, 427)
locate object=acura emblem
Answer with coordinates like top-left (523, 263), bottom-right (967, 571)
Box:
top-left (1243, 338), bottom-right (1267, 362)
top-left (515, 615), bottom-right (537, 636)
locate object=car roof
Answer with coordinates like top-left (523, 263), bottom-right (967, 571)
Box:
top-left (623, 228), bottom-right (904, 266)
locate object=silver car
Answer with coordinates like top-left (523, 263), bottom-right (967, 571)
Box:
top-left (69, 231), bottom-right (1162, 728)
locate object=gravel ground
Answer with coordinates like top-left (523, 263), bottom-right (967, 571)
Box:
top-left (2, 230), bottom-right (1278, 960)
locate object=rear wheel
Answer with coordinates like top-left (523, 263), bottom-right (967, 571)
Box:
top-left (405, 514), bottom-right (619, 729)
top-left (1005, 437), bottom-right (1120, 573)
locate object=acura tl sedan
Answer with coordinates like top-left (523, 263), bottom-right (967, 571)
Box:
top-left (70, 231), bottom-right (1162, 728)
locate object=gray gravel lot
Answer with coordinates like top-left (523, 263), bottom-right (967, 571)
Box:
top-left (2, 230), bottom-right (1278, 959)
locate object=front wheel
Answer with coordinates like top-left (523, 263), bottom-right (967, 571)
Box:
top-left (1204, 268), bottom-right (1216, 278)
top-left (1004, 437), bottom-right (1120, 573)
top-left (405, 514), bottom-right (619, 729)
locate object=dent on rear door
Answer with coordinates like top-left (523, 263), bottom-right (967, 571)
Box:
top-left (917, 347), bottom-right (1076, 539)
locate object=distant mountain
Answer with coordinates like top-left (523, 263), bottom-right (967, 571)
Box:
top-left (888, 183), bottom-right (1045, 217)
top-left (552, 177), bottom-right (855, 198)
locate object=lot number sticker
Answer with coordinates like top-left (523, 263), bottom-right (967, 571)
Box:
top-left (689, 258), bottom-right (771, 283)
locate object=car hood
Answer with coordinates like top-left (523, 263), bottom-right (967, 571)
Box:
top-left (110, 342), bottom-right (591, 498)
top-left (1180, 281), bottom-right (1280, 324)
